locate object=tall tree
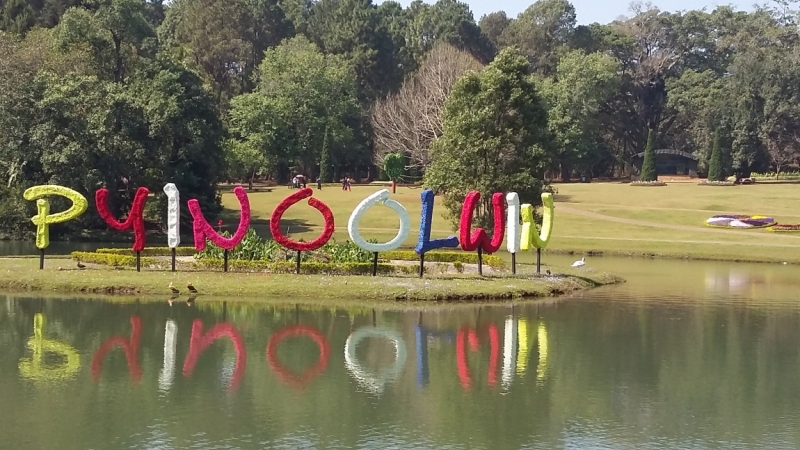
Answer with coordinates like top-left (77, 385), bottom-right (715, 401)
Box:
top-left (228, 36), bottom-right (362, 179)
top-left (478, 11), bottom-right (509, 50)
top-left (500, 0), bottom-right (576, 75)
top-left (307, 0), bottom-right (402, 103)
top-left (371, 42), bottom-right (483, 173)
top-left (639, 129), bottom-right (657, 181)
top-left (404, 0), bottom-right (493, 65)
top-left (55, 0), bottom-right (155, 83)
top-left (540, 49), bottom-right (620, 180)
top-left (707, 131), bottom-right (723, 181)
top-left (424, 47), bottom-right (551, 228)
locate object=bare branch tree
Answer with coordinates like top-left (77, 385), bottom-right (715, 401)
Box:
top-left (371, 42), bottom-right (484, 173)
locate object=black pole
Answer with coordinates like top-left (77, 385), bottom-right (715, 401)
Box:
top-left (511, 253), bottom-right (516, 275)
top-left (136, 251), bottom-right (141, 272)
top-left (372, 252), bottom-right (378, 276)
top-left (296, 250), bottom-right (301, 274)
top-left (536, 248), bottom-right (541, 274)
top-left (39, 249), bottom-right (44, 270)
top-left (477, 247), bottom-right (483, 276)
top-left (224, 249), bottom-right (229, 273)
top-left (419, 253), bottom-right (425, 277)
top-left (171, 247), bottom-right (176, 272)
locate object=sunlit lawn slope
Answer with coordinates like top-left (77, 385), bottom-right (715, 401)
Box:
top-left (219, 182), bottom-right (800, 264)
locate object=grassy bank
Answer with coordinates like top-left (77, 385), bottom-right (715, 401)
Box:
top-left (0, 258), bottom-right (621, 302)
top-left (219, 183), bottom-right (800, 265)
top-left (548, 181), bottom-right (800, 264)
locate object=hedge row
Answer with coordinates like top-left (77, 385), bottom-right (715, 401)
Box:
top-left (77, 248), bottom-right (506, 272)
top-left (195, 258), bottom-right (423, 275)
top-left (71, 251), bottom-right (164, 267)
top-left (95, 247), bottom-right (197, 256)
top-left (380, 250), bottom-right (506, 269)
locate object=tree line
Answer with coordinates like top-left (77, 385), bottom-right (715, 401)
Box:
top-left (1, 0), bottom-right (799, 236)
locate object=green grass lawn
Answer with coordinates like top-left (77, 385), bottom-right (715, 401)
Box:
top-left (218, 182), bottom-right (800, 264)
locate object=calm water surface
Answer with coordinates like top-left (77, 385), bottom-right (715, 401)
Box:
top-left (2, 256), bottom-right (800, 449)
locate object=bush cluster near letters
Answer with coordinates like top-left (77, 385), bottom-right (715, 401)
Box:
top-left (193, 229), bottom-right (374, 263)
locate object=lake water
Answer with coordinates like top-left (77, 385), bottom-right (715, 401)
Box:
top-left (2, 255), bottom-right (800, 449)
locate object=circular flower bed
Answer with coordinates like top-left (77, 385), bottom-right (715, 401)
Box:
top-left (698, 180), bottom-right (736, 186)
top-left (630, 180), bottom-right (667, 186)
top-left (768, 224), bottom-right (800, 232)
top-left (705, 215), bottom-right (776, 228)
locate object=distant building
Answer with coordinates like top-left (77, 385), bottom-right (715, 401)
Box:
top-left (631, 149), bottom-right (698, 177)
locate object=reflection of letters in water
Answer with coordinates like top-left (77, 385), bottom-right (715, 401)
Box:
top-left (182, 320), bottom-right (246, 392)
top-left (91, 316), bottom-right (142, 382)
top-left (456, 324), bottom-right (499, 390)
top-left (158, 320), bottom-right (178, 392)
top-left (19, 313), bottom-right (81, 383)
top-left (536, 323), bottom-right (548, 384)
top-left (502, 316), bottom-right (517, 390)
top-left (516, 319), bottom-right (529, 376)
top-left (344, 327), bottom-right (407, 395)
top-left (267, 325), bottom-right (331, 389)
top-left (415, 325), bottom-right (456, 388)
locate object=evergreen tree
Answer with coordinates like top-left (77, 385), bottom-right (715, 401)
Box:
top-left (707, 130), bottom-right (723, 181)
top-left (319, 125), bottom-right (331, 183)
top-left (639, 128), bottom-right (657, 181)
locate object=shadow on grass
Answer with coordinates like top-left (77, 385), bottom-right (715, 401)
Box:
top-left (553, 194), bottom-right (572, 203)
top-left (216, 215), bottom-right (315, 239)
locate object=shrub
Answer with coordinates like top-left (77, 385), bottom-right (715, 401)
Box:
top-left (453, 261), bottom-right (465, 273)
top-left (194, 228), bottom-right (374, 263)
top-left (380, 250), bottom-right (506, 269)
top-left (751, 171), bottom-right (800, 180)
top-left (639, 129), bottom-right (657, 182)
top-left (707, 131), bottom-right (724, 181)
top-left (96, 247), bottom-right (196, 256)
top-left (194, 258), bottom-right (421, 275)
top-left (71, 251), bottom-right (163, 267)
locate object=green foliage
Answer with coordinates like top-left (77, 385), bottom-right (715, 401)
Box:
top-left (452, 260), bottom-right (465, 273)
top-left (499, 0), bottom-right (576, 74)
top-left (194, 258), bottom-right (421, 275)
top-left (228, 36), bottom-right (364, 181)
top-left (424, 47), bottom-right (551, 229)
top-left (71, 251), bottom-right (162, 267)
top-left (195, 228), bottom-right (374, 263)
top-left (751, 171), bottom-right (800, 180)
top-left (383, 152), bottom-right (404, 181)
top-left (308, 0), bottom-right (404, 102)
top-left (540, 50), bottom-right (620, 179)
top-left (95, 247), bottom-right (196, 256)
top-left (380, 250), bottom-right (506, 270)
top-left (640, 129), bottom-right (657, 182)
top-left (707, 131), bottom-right (724, 181)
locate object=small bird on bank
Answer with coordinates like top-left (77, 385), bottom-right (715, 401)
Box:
top-left (187, 283), bottom-right (198, 294)
top-left (76, 260), bottom-right (86, 270)
top-left (545, 269), bottom-right (552, 275)
top-left (571, 257), bottom-right (586, 268)
top-left (168, 282), bottom-right (179, 295)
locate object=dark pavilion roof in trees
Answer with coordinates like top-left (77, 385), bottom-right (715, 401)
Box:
top-left (633, 149), bottom-right (697, 160)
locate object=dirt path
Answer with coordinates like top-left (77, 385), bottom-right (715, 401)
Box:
top-left (558, 206), bottom-right (800, 241)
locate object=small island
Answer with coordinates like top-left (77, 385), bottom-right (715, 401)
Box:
top-left (0, 256), bottom-right (621, 302)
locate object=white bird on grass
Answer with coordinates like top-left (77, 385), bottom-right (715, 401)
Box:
top-left (571, 257), bottom-right (586, 268)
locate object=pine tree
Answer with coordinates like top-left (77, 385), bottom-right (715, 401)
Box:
top-left (319, 125), bottom-right (331, 183)
top-left (640, 129), bottom-right (657, 182)
top-left (707, 131), bottom-right (723, 181)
